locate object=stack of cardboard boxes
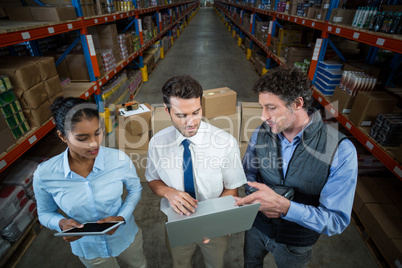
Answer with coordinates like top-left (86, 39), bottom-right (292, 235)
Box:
top-left (0, 57), bottom-right (62, 129)
top-left (117, 87), bottom-right (265, 182)
top-left (5, 5), bottom-right (76, 22)
top-left (353, 176), bottom-right (402, 267)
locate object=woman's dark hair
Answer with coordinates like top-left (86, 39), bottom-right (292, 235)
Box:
top-left (50, 97), bottom-right (99, 136)
top-left (252, 67), bottom-right (313, 110)
top-left (162, 75), bottom-right (203, 110)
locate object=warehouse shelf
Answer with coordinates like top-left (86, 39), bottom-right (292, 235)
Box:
top-left (0, 119), bottom-right (55, 173)
top-left (215, 1), bottom-right (402, 54)
top-left (0, 218), bottom-right (40, 268)
top-left (0, 3), bottom-right (198, 174)
top-left (216, 5), bottom-right (286, 67)
top-left (313, 89), bottom-right (402, 180)
top-left (216, 4), bottom-right (402, 180)
top-left (0, 1), bottom-right (196, 48)
top-left (62, 82), bottom-right (97, 98)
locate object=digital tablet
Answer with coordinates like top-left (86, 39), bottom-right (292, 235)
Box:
top-left (54, 221), bottom-right (124, 237)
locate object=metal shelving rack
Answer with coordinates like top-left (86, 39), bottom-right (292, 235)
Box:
top-left (0, 1), bottom-right (199, 173)
top-left (215, 1), bottom-right (402, 180)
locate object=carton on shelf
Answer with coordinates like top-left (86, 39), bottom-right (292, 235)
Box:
top-left (0, 61), bottom-right (41, 95)
top-left (66, 54), bottom-right (91, 81)
top-left (5, 6), bottom-right (33, 21)
top-left (206, 106), bottom-right (241, 143)
top-left (241, 102), bottom-right (263, 142)
top-left (202, 87), bottom-right (237, 119)
top-left (44, 75), bottom-right (63, 99)
top-left (353, 176), bottom-right (392, 215)
top-left (0, 117), bottom-right (16, 154)
top-left (359, 203), bottom-right (402, 251)
top-left (331, 86), bottom-right (356, 114)
top-left (23, 100), bottom-right (52, 128)
top-left (329, 8), bottom-right (356, 26)
top-left (116, 103), bottom-right (154, 136)
top-left (30, 6), bottom-right (77, 22)
top-left (20, 82), bottom-right (49, 110)
top-left (349, 92), bottom-right (398, 127)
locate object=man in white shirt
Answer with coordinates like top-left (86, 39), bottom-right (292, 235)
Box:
top-left (145, 75), bottom-right (247, 268)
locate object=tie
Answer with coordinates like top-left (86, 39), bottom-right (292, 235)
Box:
top-left (182, 139), bottom-right (195, 199)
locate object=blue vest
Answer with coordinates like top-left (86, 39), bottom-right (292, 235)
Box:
top-left (254, 109), bottom-right (346, 246)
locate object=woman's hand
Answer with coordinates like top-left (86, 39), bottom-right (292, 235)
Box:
top-left (97, 216), bottom-right (125, 235)
top-left (59, 219), bottom-right (84, 242)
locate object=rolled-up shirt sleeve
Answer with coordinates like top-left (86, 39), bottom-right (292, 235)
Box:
top-left (33, 167), bottom-right (65, 232)
top-left (283, 139), bottom-right (358, 236)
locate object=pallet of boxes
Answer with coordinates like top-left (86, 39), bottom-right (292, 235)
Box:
top-left (0, 56), bottom-right (63, 155)
top-left (116, 101), bottom-right (154, 182)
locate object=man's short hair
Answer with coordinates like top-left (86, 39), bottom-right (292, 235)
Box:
top-left (162, 75), bottom-right (203, 108)
top-left (252, 67), bottom-right (312, 110)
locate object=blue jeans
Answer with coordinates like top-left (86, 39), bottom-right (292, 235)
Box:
top-left (244, 227), bottom-right (312, 268)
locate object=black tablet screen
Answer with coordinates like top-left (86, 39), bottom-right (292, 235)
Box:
top-left (63, 222), bottom-right (118, 233)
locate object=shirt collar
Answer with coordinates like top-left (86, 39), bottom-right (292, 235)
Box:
top-left (62, 146), bottom-right (105, 179)
top-left (175, 121), bottom-right (206, 147)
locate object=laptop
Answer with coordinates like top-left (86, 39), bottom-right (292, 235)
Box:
top-left (165, 195), bottom-right (260, 247)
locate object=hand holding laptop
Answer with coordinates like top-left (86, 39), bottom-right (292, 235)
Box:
top-left (165, 188), bottom-right (198, 216)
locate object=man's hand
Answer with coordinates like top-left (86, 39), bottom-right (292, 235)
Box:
top-left (97, 216), bottom-right (125, 235)
top-left (234, 181), bottom-right (291, 218)
top-left (165, 188), bottom-right (198, 216)
top-left (59, 219), bottom-right (84, 242)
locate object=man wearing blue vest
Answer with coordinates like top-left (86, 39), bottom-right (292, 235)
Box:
top-left (235, 67), bottom-right (358, 268)
top-left (146, 75), bottom-right (246, 268)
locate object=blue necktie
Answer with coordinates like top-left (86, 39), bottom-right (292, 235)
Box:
top-left (182, 139), bottom-right (195, 199)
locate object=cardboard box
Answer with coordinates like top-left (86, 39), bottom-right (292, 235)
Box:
top-left (329, 8), bottom-right (356, 26)
top-left (375, 176), bottom-right (402, 205)
top-left (66, 54), bottom-right (90, 81)
top-left (206, 106), bottom-right (241, 143)
top-left (202, 87), bottom-right (237, 119)
top-left (152, 106), bottom-right (172, 135)
top-left (0, 127), bottom-right (16, 154)
top-left (116, 103), bottom-right (153, 136)
top-left (383, 239), bottom-right (402, 267)
top-left (0, 115), bottom-right (7, 132)
top-left (353, 177), bottom-right (393, 214)
top-left (331, 86), bottom-right (356, 114)
top-left (124, 149), bottom-right (148, 182)
top-left (288, 4), bottom-right (297, 15)
top-left (285, 47), bottom-right (313, 57)
top-left (0, 61), bottom-right (41, 95)
top-left (5, 6), bottom-right (33, 20)
top-left (30, 6), bottom-right (77, 22)
top-left (44, 75), bottom-right (62, 98)
top-left (240, 141), bottom-right (248, 159)
top-left (305, 7), bottom-right (319, 18)
top-left (349, 92), bottom-right (398, 127)
top-left (343, 61), bottom-right (382, 79)
top-left (23, 100), bottom-right (51, 128)
top-left (277, 29), bottom-right (303, 45)
top-left (241, 102), bottom-right (263, 142)
top-left (359, 204), bottom-right (402, 250)
top-left (116, 128), bottom-right (150, 150)
top-left (316, 9), bottom-right (328, 20)
top-left (20, 82), bottom-right (48, 109)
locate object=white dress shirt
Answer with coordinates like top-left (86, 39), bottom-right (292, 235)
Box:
top-left (146, 121), bottom-right (247, 213)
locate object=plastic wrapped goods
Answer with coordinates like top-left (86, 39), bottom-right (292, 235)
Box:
top-left (1, 199), bottom-right (36, 243)
top-left (2, 160), bottom-right (38, 188)
top-left (0, 237), bottom-right (11, 259)
top-left (0, 185), bottom-right (26, 230)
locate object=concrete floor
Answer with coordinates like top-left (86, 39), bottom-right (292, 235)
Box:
top-left (15, 7), bottom-right (378, 268)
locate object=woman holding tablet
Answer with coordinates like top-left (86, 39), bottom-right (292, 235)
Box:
top-left (33, 97), bottom-right (147, 268)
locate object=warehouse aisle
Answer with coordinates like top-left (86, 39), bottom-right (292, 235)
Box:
top-left (136, 7), bottom-right (260, 105)
top-left (15, 7), bottom-right (378, 268)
